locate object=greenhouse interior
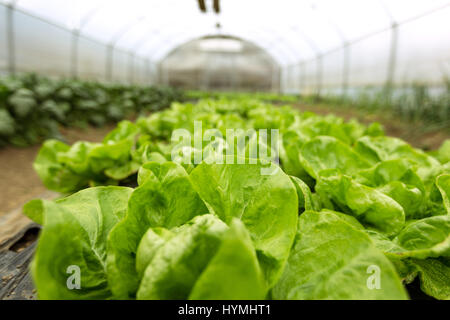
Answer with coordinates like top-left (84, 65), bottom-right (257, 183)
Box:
top-left (0, 0), bottom-right (449, 302)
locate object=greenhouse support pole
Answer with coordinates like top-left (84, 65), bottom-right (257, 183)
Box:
top-left (279, 68), bottom-right (285, 94)
top-left (283, 67), bottom-right (288, 93)
top-left (298, 63), bottom-right (302, 93)
top-left (286, 66), bottom-right (291, 92)
top-left (151, 62), bottom-right (159, 86)
top-left (292, 65), bottom-right (296, 93)
top-left (292, 65), bottom-right (296, 92)
top-left (299, 62), bottom-right (306, 94)
top-left (316, 55), bottom-right (323, 97)
top-left (145, 59), bottom-right (151, 85)
top-left (6, 3), bottom-right (16, 75)
top-left (291, 65), bottom-right (296, 93)
top-left (128, 53), bottom-right (135, 84)
top-left (105, 45), bottom-right (114, 82)
top-left (157, 62), bottom-right (163, 85)
top-left (161, 62), bottom-right (169, 86)
top-left (342, 42), bottom-right (350, 98)
top-left (71, 30), bottom-right (80, 79)
top-left (386, 22), bottom-right (399, 100)
top-left (284, 67), bottom-right (289, 93)
top-left (293, 65), bottom-right (298, 93)
top-left (271, 62), bottom-right (278, 92)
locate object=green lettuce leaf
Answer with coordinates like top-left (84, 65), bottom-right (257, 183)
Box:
top-left (272, 210), bottom-right (408, 300)
top-left (299, 136), bottom-right (370, 179)
top-left (289, 176), bottom-right (318, 212)
top-left (355, 136), bottom-right (442, 183)
top-left (436, 174), bottom-right (450, 214)
top-left (106, 161), bottom-right (207, 299)
top-left (137, 214), bottom-right (228, 299)
top-left (394, 216), bottom-right (450, 259)
top-left (412, 258), bottom-right (450, 300)
top-left (189, 218), bottom-right (267, 300)
top-left (356, 159), bottom-right (427, 219)
top-left (34, 140), bottom-right (89, 193)
top-left (316, 169), bottom-right (405, 236)
top-left (190, 160), bottom-right (298, 286)
top-left (435, 139), bottom-right (450, 164)
top-left (27, 187), bottom-right (132, 299)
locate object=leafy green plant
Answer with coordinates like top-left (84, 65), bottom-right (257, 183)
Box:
top-left (0, 73), bottom-right (184, 146)
top-left (25, 96), bottom-right (450, 300)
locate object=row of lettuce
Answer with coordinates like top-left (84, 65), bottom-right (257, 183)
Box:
top-left (186, 90), bottom-right (299, 103)
top-left (0, 73), bottom-right (184, 147)
top-left (25, 97), bottom-right (450, 299)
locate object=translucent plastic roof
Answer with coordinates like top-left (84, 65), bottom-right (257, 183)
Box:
top-left (7, 0), bottom-right (450, 65)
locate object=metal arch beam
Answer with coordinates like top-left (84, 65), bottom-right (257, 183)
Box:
top-left (68, 3), bottom-right (111, 78)
top-left (107, 8), bottom-right (308, 68)
top-left (117, 5), bottom-right (305, 64)
top-left (219, 20), bottom-right (305, 62)
top-left (289, 0), bottom-right (396, 96)
top-left (134, 24), bottom-right (290, 65)
top-left (64, 2), bottom-right (108, 78)
top-left (378, 0), bottom-right (397, 24)
top-left (105, 14), bottom-right (160, 81)
top-left (129, 18), bottom-right (184, 54)
top-left (378, 0), bottom-right (398, 93)
top-left (5, 0), bottom-right (18, 74)
top-left (74, 0), bottom-right (155, 32)
top-left (264, 1), bottom-right (349, 94)
top-left (104, 17), bottom-right (154, 81)
top-left (10, 0), bottom-right (105, 78)
top-left (253, 35), bottom-right (298, 65)
top-left (230, 27), bottom-right (299, 64)
top-left (221, 23), bottom-right (306, 62)
top-left (149, 30), bottom-right (284, 87)
top-left (132, 30), bottom-right (162, 53)
top-left (282, 27), bottom-right (318, 91)
top-left (129, 21), bottom-right (303, 65)
top-left (108, 16), bottom-right (148, 46)
top-left (149, 29), bottom-right (293, 66)
top-left (281, 2), bottom-right (346, 95)
top-left (79, 0), bottom-right (176, 46)
top-left (306, 0), bottom-right (350, 96)
top-left (6, 0), bottom-right (18, 7)
top-left (280, 3), bottom-right (343, 64)
top-left (118, 18), bottom-right (178, 81)
top-left (5, 0), bottom-right (18, 7)
top-left (307, 0), bottom-right (347, 43)
top-left (247, 25), bottom-right (305, 58)
top-left (248, 27), bottom-right (304, 63)
top-left (72, 1), bottom-right (160, 82)
top-left (78, 5), bottom-right (107, 32)
top-left (286, 26), bottom-right (323, 94)
top-left (145, 24), bottom-right (302, 65)
top-left (146, 29), bottom-right (284, 67)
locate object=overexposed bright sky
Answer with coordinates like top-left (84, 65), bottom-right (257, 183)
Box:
top-left (3, 0), bottom-right (450, 65)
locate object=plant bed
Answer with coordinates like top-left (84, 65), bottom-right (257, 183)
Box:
top-left (17, 97), bottom-right (450, 300)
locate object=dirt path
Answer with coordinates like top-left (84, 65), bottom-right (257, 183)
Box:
top-left (0, 125), bottom-right (115, 217)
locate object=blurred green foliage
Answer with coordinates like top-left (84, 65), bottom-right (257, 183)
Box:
top-left (0, 73), bottom-right (184, 147)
